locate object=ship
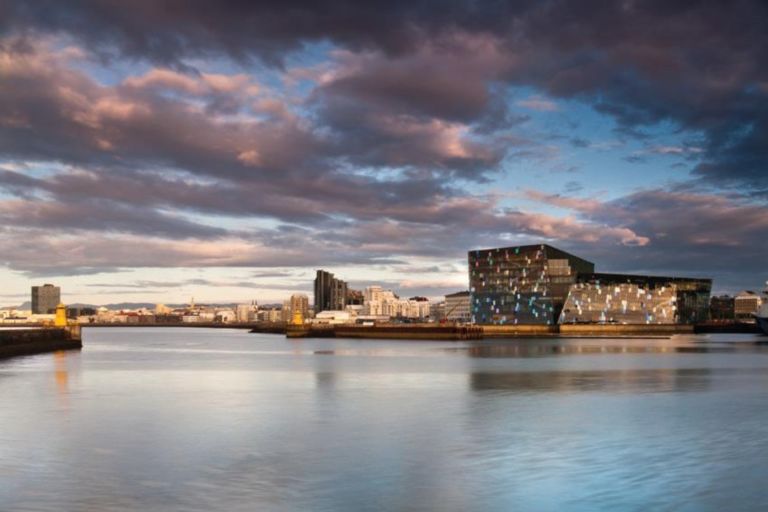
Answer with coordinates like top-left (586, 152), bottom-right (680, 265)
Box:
top-left (756, 282), bottom-right (768, 335)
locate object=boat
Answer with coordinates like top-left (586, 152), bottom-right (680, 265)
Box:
top-left (757, 304), bottom-right (768, 335)
top-left (756, 282), bottom-right (768, 335)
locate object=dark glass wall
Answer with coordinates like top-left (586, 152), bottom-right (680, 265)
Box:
top-left (559, 273), bottom-right (712, 324)
top-left (469, 244), bottom-right (595, 325)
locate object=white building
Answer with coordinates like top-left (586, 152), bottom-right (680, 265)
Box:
top-left (155, 303), bottom-right (172, 315)
top-left (735, 290), bottom-right (763, 321)
top-left (236, 302), bottom-right (258, 322)
top-left (257, 308), bottom-right (282, 323)
top-left (313, 310), bottom-right (353, 324)
top-left (362, 286), bottom-right (430, 320)
top-left (445, 291), bottom-right (471, 322)
top-left (216, 309), bottom-right (236, 323)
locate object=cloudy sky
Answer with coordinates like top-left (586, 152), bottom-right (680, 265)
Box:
top-left (1, 0), bottom-right (766, 305)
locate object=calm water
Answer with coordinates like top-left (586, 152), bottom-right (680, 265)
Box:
top-left (2, 328), bottom-right (768, 512)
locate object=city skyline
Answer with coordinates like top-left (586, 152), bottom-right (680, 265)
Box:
top-left (1, 1), bottom-right (767, 304)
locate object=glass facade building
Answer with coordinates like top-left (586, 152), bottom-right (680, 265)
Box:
top-left (559, 273), bottom-right (712, 325)
top-left (469, 244), bottom-right (595, 325)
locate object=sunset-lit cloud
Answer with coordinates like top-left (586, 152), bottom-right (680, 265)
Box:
top-left (1, 1), bottom-right (767, 303)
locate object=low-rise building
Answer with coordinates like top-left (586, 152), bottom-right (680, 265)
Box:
top-left (444, 291), bottom-right (471, 322)
top-left (735, 291), bottom-right (762, 322)
top-left (710, 295), bottom-right (735, 321)
top-left (313, 310), bottom-right (353, 324)
top-left (215, 309), bottom-right (236, 323)
top-left (236, 302), bottom-right (258, 322)
top-left (257, 308), bottom-right (282, 323)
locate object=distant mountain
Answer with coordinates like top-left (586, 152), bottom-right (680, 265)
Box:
top-left (100, 302), bottom-right (157, 310)
top-left (2, 300), bottom-right (247, 311)
top-left (0, 301), bottom-right (31, 310)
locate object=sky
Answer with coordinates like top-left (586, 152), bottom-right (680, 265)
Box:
top-left (0, 0), bottom-right (767, 306)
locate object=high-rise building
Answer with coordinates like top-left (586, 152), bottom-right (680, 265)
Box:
top-left (31, 283), bottom-right (61, 314)
top-left (314, 270), bottom-right (348, 313)
top-left (559, 273), bottom-right (712, 325)
top-left (469, 244), bottom-right (594, 325)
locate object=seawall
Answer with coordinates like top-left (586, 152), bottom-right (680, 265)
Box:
top-left (0, 328), bottom-right (82, 359)
top-left (288, 323), bottom-right (696, 340)
top-left (287, 324), bottom-right (483, 340)
top-left (484, 324), bottom-right (693, 338)
top-left (559, 324), bottom-right (694, 336)
top-left (482, 324), bottom-right (559, 338)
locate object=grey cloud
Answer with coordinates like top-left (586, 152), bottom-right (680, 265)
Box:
top-left (547, 189), bottom-right (768, 291)
top-left (4, 1), bottom-right (768, 193)
top-left (0, 197), bottom-right (228, 239)
top-left (1, 1), bottom-right (767, 292)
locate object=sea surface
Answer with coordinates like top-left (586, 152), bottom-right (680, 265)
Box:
top-left (2, 327), bottom-right (768, 512)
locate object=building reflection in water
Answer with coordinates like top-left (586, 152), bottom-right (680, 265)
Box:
top-left (459, 341), bottom-right (723, 393)
top-left (460, 341), bottom-right (765, 358)
top-left (315, 371), bottom-right (338, 390)
top-left (469, 368), bottom-right (713, 394)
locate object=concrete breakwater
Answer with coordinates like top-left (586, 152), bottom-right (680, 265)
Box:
top-left (287, 324), bottom-right (484, 340)
top-left (287, 323), bottom-right (695, 340)
top-left (452, 323), bottom-right (693, 338)
top-left (0, 328), bottom-right (82, 359)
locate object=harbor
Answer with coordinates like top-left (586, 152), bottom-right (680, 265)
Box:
top-left (3, 327), bottom-right (768, 511)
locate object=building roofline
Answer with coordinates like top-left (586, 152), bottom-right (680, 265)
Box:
top-left (579, 272), bottom-right (713, 284)
top-left (468, 243), bottom-right (595, 266)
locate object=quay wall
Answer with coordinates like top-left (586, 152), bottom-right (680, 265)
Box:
top-left (335, 324), bottom-right (483, 340)
top-left (287, 324), bottom-right (482, 340)
top-left (0, 328), bottom-right (82, 359)
top-left (559, 324), bottom-right (694, 336)
top-left (482, 325), bottom-right (559, 338)
top-left (288, 323), bottom-right (699, 340)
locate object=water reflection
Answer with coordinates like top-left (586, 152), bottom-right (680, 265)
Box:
top-left (314, 371), bottom-right (338, 390)
top-left (3, 328), bottom-right (768, 512)
top-left (53, 350), bottom-right (69, 395)
top-left (470, 368), bottom-right (714, 393)
top-left (458, 340), bottom-right (768, 358)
